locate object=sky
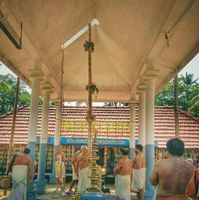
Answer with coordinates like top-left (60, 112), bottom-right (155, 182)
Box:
top-left (0, 52), bottom-right (199, 97)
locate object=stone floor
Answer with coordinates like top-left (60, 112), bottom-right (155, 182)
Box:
top-left (0, 184), bottom-right (137, 200)
top-left (37, 184), bottom-right (137, 200)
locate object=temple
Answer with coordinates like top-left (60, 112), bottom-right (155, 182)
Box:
top-left (0, 0), bottom-right (199, 199)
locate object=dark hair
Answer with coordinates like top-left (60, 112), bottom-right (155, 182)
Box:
top-left (166, 138), bottom-right (184, 156)
top-left (135, 144), bottom-right (143, 152)
top-left (23, 148), bottom-right (30, 154)
top-left (120, 148), bottom-right (129, 155)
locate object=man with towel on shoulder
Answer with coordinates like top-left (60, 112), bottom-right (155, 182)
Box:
top-left (150, 138), bottom-right (194, 200)
top-left (8, 147), bottom-right (32, 200)
top-left (114, 148), bottom-right (132, 200)
top-left (76, 146), bottom-right (91, 192)
top-left (131, 144), bottom-right (146, 200)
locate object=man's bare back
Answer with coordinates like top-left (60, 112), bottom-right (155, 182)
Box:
top-left (14, 153), bottom-right (32, 182)
top-left (151, 158), bottom-right (194, 198)
top-left (114, 157), bottom-right (132, 176)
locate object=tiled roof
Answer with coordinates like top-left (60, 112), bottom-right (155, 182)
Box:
top-left (0, 106), bottom-right (198, 148)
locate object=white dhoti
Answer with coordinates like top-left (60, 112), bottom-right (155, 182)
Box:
top-left (131, 168), bottom-right (146, 192)
top-left (115, 175), bottom-right (131, 200)
top-left (72, 165), bottom-right (78, 180)
top-left (8, 165), bottom-right (28, 200)
top-left (152, 186), bottom-right (158, 200)
top-left (77, 167), bottom-right (91, 193)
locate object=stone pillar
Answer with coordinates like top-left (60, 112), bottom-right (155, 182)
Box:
top-left (138, 89), bottom-right (146, 146)
top-left (36, 80), bottom-right (52, 194)
top-left (129, 101), bottom-right (137, 159)
top-left (144, 67), bottom-right (158, 199)
top-left (50, 99), bottom-right (62, 183)
top-left (27, 62), bottom-right (43, 200)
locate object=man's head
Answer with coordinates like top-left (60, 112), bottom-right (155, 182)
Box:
top-left (166, 138), bottom-right (184, 157)
top-left (81, 145), bottom-right (89, 154)
top-left (135, 144), bottom-right (143, 154)
top-left (23, 148), bottom-right (30, 155)
top-left (120, 148), bottom-right (129, 156)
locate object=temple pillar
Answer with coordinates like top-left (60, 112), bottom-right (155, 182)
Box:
top-left (36, 79), bottom-right (52, 194)
top-left (129, 101), bottom-right (137, 159)
top-left (138, 89), bottom-right (146, 146)
top-left (50, 99), bottom-right (62, 183)
top-left (27, 62), bottom-right (43, 200)
top-left (144, 67), bottom-right (158, 199)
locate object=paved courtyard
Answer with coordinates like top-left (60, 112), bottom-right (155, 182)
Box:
top-left (0, 184), bottom-right (137, 200)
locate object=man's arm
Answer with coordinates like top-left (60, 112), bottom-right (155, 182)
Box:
top-left (150, 162), bottom-right (159, 186)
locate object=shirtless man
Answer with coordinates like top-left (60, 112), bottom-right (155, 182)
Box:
top-left (68, 147), bottom-right (81, 192)
top-left (8, 148), bottom-right (32, 200)
top-left (131, 144), bottom-right (146, 200)
top-left (150, 138), bottom-right (194, 200)
top-left (113, 148), bottom-right (132, 200)
top-left (76, 146), bottom-right (91, 192)
top-left (13, 148), bottom-right (32, 182)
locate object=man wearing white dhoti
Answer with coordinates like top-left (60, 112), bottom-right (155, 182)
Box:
top-left (77, 146), bottom-right (91, 193)
top-left (8, 148), bottom-right (32, 200)
top-left (114, 148), bottom-right (132, 200)
top-left (131, 144), bottom-right (146, 200)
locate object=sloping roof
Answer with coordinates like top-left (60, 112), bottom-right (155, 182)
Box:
top-left (1, 1), bottom-right (199, 101)
top-left (0, 106), bottom-right (198, 148)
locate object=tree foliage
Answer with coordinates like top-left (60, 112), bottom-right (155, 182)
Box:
top-left (155, 73), bottom-right (199, 118)
top-left (0, 74), bottom-right (31, 115)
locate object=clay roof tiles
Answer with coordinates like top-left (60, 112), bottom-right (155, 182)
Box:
top-left (0, 106), bottom-right (198, 148)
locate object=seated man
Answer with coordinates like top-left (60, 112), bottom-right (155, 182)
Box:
top-left (8, 148), bottom-right (32, 200)
top-left (76, 146), bottom-right (91, 193)
top-left (150, 138), bottom-right (194, 200)
top-left (113, 148), bottom-right (132, 200)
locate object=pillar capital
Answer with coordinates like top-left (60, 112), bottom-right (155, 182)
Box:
top-left (54, 99), bottom-right (62, 107)
top-left (29, 68), bottom-right (44, 80)
top-left (128, 99), bottom-right (138, 105)
top-left (143, 68), bottom-right (159, 80)
top-left (42, 81), bottom-right (53, 93)
top-left (136, 83), bottom-right (146, 94)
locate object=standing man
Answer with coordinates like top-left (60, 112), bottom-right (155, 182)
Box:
top-left (113, 148), bottom-right (132, 200)
top-left (131, 144), bottom-right (146, 200)
top-left (76, 146), bottom-right (91, 193)
top-left (8, 148), bottom-right (32, 200)
top-left (150, 138), bottom-right (194, 200)
top-left (68, 147), bottom-right (81, 193)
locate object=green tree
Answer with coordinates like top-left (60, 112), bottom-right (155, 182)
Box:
top-left (0, 74), bottom-right (31, 115)
top-left (155, 73), bottom-right (199, 118)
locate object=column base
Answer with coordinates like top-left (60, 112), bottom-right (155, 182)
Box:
top-left (49, 175), bottom-right (56, 184)
top-left (37, 143), bottom-right (47, 180)
top-left (129, 148), bottom-right (135, 159)
top-left (144, 190), bottom-right (154, 200)
top-left (49, 145), bottom-right (58, 184)
top-left (27, 181), bottom-right (37, 200)
top-left (34, 179), bottom-right (47, 194)
top-left (27, 142), bottom-right (37, 200)
top-left (145, 144), bottom-right (155, 192)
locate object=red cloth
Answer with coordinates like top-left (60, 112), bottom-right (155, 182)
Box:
top-left (157, 195), bottom-right (187, 200)
top-left (196, 168), bottom-right (199, 181)
top-left (187, 177), bottom-right (196, 198)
